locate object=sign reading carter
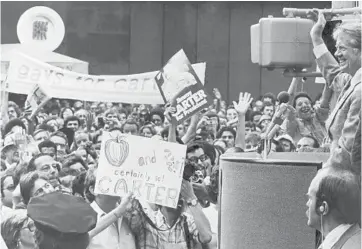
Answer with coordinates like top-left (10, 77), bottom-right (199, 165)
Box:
top-left (94, 132), bottom-right (187, 208)
top-left (155, 49), bottom-right (212, 123)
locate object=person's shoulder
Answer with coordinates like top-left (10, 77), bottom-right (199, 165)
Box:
top-left (341, 227), bottom-right (361, 249)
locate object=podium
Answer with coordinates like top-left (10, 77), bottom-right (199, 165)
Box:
top-left (218, 152), bottom-right (329, 249)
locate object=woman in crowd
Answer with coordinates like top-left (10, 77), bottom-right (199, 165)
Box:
top-left (1, 209), bottom-right (37, 249)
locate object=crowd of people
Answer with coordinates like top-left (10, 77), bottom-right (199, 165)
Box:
top-left (0, 10), bottom-right (360, 249)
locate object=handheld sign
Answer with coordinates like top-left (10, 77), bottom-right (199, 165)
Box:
top-left (25, 84), bottom-right (51, 119)
top-left (94, 132), bottom-right (187, 209)
top-left (155, 49), bottom-right (212, 124)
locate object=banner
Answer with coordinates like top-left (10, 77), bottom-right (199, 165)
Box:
top-left (25, 84), bottom-right (51, 119)
top-left (5, 52), bottom-right (206, 104)
top-left (155, 49), bottom-right (212, 123)
top-left (94, 132), bottom-right (186, 208)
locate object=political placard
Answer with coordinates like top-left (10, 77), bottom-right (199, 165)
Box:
top-left (94, 132), bottom-right (187, 208)
top-left (155, 49), bottom-right (212, 123)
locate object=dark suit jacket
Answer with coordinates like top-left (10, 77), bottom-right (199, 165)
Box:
top-left (332, 224), bottom-right (361, 249)
top-left (316, 51), bottom-right (361, 174)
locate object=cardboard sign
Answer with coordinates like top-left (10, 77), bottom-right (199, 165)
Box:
top-left (94, 132), bottom-right (187, 208)
top-left (155, 49), bottom-right (212, 123)
top-left (5, 52), bottom-right (206, 105)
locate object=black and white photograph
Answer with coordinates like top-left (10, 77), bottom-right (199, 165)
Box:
top-left (0, 1), bottom-right (361, 249)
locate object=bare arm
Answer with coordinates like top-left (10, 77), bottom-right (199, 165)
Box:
top-left (165, 106), bottom-right (177, 143)
top-left (288, 77), bottom-right (301, 100)
top-left (182, 114), bottom-right (200, 144)
top-left (89, 193), bottom-right (134, 238)
top-left (233, 92), bottom-right (253, 150)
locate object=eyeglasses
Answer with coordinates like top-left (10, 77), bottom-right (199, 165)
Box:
top-left (21, 222), bottom-right (36, 233)
top-left (188, 154), bottom-right (209, 164)
top-left (221, 135), bottom-right (234, 139)
top-left (33, 182), bottom-right (53, 197)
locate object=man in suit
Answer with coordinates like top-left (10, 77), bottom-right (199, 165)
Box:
top-left (309, 10), bottom-right (361, 175)
top-left (306, 167), bottom-right (361, 249)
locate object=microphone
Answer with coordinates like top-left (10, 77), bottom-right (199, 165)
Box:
top-left (266, 123), bottom-right (281, 140)
top-left (264, 91), bottom-right (290, 137)
top-left (277, 91), bottom-right (290, 104)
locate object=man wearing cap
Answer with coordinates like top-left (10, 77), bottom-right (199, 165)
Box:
top-left (274, 134), bottom-right (296, 152)
top-left (1, 141), bottom-right (20, 169)
top-left (258, 114), bottom-right (272, 132)
top-left (27, 192), bottom-right (98, 249)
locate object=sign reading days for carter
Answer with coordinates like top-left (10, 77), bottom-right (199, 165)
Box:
top-left (94, 132), bottom-right (187, 209)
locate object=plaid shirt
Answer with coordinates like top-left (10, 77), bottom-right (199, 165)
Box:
top-left (124, 200), bottom-right (200, 249)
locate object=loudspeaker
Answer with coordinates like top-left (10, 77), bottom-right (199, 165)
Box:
top-left (219, 152), bottom-right (326, 249)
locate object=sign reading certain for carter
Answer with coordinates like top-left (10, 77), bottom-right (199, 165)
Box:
top-left (95, 132), bottom-right (187, 208)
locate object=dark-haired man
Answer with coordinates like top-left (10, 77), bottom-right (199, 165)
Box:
top-left (50, 131), bottom-right (69, 160)
top-left (121, 120), bottom-right (139, 135)
top-left (27, 154), bottom-right (60, 189)
top-left (186, 143), bottom-right (215, 179)
top-left (216, 127), bottom-right (236, 148)
top-left (38, 140), bottom-right (57, 159)
top-left (64, 116), bottom-right (81, 132)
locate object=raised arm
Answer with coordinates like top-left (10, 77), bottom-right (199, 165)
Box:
top-left (309, 10), bottom-right (351, 90)
top-left (314, 80), bottom-right (333, 122)
top-left (287, 77), bottom-right (301, 100)
top-left (165, 105), bottom-right (177, 143)
top-left (89, 193), bottom-right (134, 238)
top-left (182, 113), bottom-right (201, 144)
top-left (233, 92), bottom-right (253, 150)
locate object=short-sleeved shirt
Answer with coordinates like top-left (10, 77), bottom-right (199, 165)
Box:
top-left (124, 199), bottom-right (200, 249)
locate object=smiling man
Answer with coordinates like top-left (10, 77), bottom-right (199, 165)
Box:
top-left (310, 11), bottom-right (361, 174)
top-left (279, 88), bottom-right (331, 145)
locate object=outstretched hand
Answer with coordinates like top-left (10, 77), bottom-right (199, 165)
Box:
top-left (233, 92), bottom-right (253, 115)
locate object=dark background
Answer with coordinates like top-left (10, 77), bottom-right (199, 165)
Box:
top-left (1, 1), bottom-right (331, 104)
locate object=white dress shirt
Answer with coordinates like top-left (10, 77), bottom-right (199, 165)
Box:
top-left (313, 43), bottom-right (329, 59)
top-left (202, 203), bottom-right (218, 249)
top-left (87, 201), bottom-right (136, 249)
top-left (318, 224), bottom-right (353, 249)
